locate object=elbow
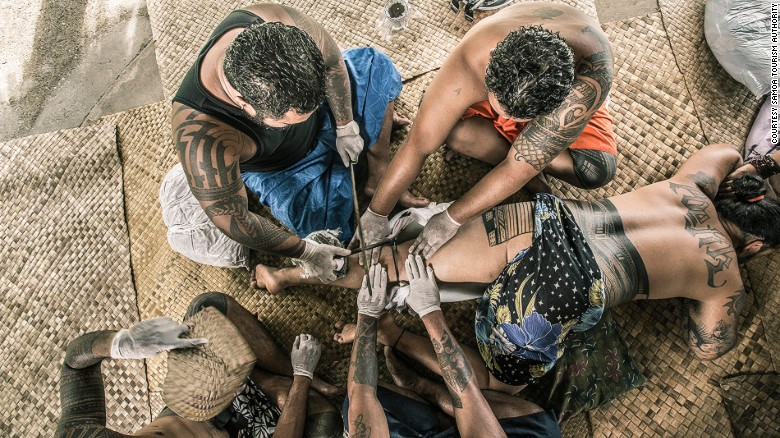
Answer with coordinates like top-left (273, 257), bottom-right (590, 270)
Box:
top-left (687, 341), bottom-right (735, 361)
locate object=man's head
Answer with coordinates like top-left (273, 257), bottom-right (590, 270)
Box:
top-left (224, 22), bottom-right (326, 126)
top-left (716, 174), bottom-right (780, 259)
top-left (485, 26), bottom-right (575, 121)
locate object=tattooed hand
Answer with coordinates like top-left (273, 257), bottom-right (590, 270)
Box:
top-left (357, 264), bottom-right (388, 318)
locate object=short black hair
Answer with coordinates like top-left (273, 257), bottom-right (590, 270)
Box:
top-left (224, 22), bottom-right (326, 119)
top-left (485, 26), bottom-right (575, 120)
top-left (716, 174), bottom-right (780, 248)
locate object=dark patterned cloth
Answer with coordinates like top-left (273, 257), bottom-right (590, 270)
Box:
top-left (475, 194), bottom-right (605, 386)
top-left (213, 378), bottom-right (281, 438)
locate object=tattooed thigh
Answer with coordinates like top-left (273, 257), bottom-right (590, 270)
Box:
top-left (570, 149), bottom-right (617, 189)
top-left (482, 202), bottom-right (535, 246)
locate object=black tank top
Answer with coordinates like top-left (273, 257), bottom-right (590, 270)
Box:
top-left (173, 10), bottom-right (320, 172)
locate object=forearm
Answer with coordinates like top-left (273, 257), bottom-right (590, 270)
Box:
top-left (274, 376), bottom-right (312, 438)
top-left (369, 142), bottom-right (429, 215)
top-left (448, 160), bottom-right (535, 224)
top-left (64, 330), bottom-right (115, 369)
top-left (422, 311), bottom-right (505, 437)
top-left (325, 61), bottom-right (354, 125)
top-left (204, 197), bottom-right (305, 258)
top-left (348, 314), bottom-right (379, 395)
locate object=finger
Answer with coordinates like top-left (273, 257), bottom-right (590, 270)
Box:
top-left (426, 265), bottom-right (435, 280)
top-left (415, 254), bottom-right (425, 274)
top-left (338, 148), bottom-right (350, 167)
top-left (333, 246), bottom-right (352, 257)
top-left (294, 335), bottom-right (301, 350)
top-left (409, 235), bottom-right (423, 254)
top-left (173, 338), bottom-right (207, 349)
top-left (176, 323), bottom-right (190, 336)
top-left (360, 274), bottom-right (368, 293)
top-left (370, 247), bottom-right (380, 265)
top-left (380, 267), bottom-right (388, 290)
top-left (405, 255), bottom-right (419, 279)
top-left (185, 337), bottom-right (209, 347)
top-left (422, 243), bottom-right (435, 259)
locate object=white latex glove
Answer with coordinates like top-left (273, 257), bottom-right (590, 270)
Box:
top-left (405, 254), bottom-right (441, 318)
top-left (335, 120), bottom-right (364, 166)
top-left (298, 239), bottom-right (351, 283)
top-left (290, 334), bottom-right (322, 379)
top-left (409, 209), bottom-right (461, 258)
top-left (358, 264), bottom-right (389, 318)
top-left (110, 317), bottom-right (208, 359)
top-left (351, 208), bottom-right (390, 265)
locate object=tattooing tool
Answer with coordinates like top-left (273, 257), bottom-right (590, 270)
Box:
top-left (349, 160), bottom-right (373, 296)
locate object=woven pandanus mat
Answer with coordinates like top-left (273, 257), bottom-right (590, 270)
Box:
top-left (147, 0), bottom-right (598, 100)
top-left (744, 253), bottom-right (780, 370)
top-left (0, 125), bottom-right (150, 436)
top-left (549, 13), bottom-right (707, 201)
top-left (587, 281), bottom-right (774, 437)
top-left (718, 373), bottom-right (780, 437)
top-left (657, 0), bottom-right (762, 146)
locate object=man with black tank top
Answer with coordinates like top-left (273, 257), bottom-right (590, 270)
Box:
top-left (171, 4), bottom-right (427, 284)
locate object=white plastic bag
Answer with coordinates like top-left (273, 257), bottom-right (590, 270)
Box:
top-left (704, 0), bottom-right (771, 96)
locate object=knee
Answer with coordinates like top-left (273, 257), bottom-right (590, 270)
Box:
top-left (444, 122), bottom-right (470, 152)
top-left (304, 411), bottom-right (343, 438)
top-left (184, 291), bottom-right (230, 319)
top-left (572, 150), bottom-right (617, 189)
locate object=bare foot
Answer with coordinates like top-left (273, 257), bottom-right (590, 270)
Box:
top-left (332, 314), bottom-right (399, 345)
top-left (312, 379), bottom-right (346, 397)
top-left (443, 145), bottom-right (458, 162)
top-left (250, 264), bottom-right (285, 294)
top-left (393, 111), bottom-right (411, 127)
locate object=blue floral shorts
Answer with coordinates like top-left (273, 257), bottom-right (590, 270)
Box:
top-left (475, 194), bottom-right (606, 386)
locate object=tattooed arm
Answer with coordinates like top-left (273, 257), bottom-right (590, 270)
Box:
top-left (346, 314), bottom-right (390, 438)
top-left (55, 331), bottom-right (128, 438)
top-left (172, 105), bottom-right (305, 257)
top-left (683, 286), bottom-right (744, 360)
top-left (670, 144), bottom-right (742, 199)
top-left (280, 6), bottom-right (353, 125)
top-left (447, 26), bottom-right (614, 224)
top-left (422, 311), bottom-right (506, 437)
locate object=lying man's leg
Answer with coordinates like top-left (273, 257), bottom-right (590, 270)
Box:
top-left (185, 292), bottom-right (341, 397)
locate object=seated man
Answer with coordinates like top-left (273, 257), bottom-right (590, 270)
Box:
top-left (358, 1), bottom-right (617, 260)
top-left (171, 3), bottom-right (425, 283)
top-left (343, 263), bottom-right (559, 437)
top-left (252, 144), bottom-right (780, 393)
top-left (55, 292), bottom-right (342, 437)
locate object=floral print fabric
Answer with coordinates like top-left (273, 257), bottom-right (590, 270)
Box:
top-left (475, 194), bottom-right (606, 386)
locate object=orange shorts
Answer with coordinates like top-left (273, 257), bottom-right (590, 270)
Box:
top-left (461, 100), bottom-right (617, 155)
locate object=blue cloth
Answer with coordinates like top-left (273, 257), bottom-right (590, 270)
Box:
top-left (241, 47), bottom-right (402, 243)
top-left (341, 386), bottom-right (561, 437)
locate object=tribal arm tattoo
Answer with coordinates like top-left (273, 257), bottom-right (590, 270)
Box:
top-left (669, 182), bottom-right (736, 288)
top-left (349, 315), bottom-right (379, 388)
top-left (512, 25), bottom-right (613, 171)
top-left (283, 6), bottom-right (353, 125)
top-left (566, 199), bottom-right (649, 304)
top-left (684, 297), bottom-right (739, 359)
top-left (56, 331), bottom-right (126, 437)
top-left (173, 109), bottom-right (305, 257)
top-left (430, 332), bottom-right (473, 409)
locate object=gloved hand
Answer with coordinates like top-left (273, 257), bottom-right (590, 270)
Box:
top-left (351, 208), bottom-right (390, 265)
top-left (405, 254), bottom-right (441, 318)
top-left (336, 120), bottom-right (364, 166)
top-left (298, 239), bottom-right (352, 283)
top-left (290, 334), bottom-right (322, 379)
top-left (409, 209), bottom-right (461, 258)
top-left (358, 264), bottom-right (389, 318)
top-left (110, 317), bottom-right (208, 359)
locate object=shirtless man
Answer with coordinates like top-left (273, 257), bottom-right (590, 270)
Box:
top-left (253, 144), bottom-right (780, 392)
top-left (171, 4), bottom-right (425, 283)
top-left (55, 293), bottom-right (342, 437)
top-left (357, 2), bottom-right (617, 261)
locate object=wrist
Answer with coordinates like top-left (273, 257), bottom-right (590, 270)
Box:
top-left (366, 207), bottom-right (388, 220)
top-left (292, 374), bottom-right (313, 384)
top-left (444, 208), bottom-right (462, 226)
top-left (336, 120), bottom-right (359, 136)
top-left (747, 155), bottom-right (780, 179)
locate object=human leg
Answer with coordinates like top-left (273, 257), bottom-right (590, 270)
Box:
top-left (444, 116), bottom-right (511, 165)
top-left (185, 292), bottom-right (341, 396)
top-left (543, 148), bottom-right (617, 189)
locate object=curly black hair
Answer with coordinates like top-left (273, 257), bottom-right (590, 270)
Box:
top-left (224, 22), bottom-right (326, 120)
top-left (715, 174), bottom-right (780, 248)
top-left (485, 26), bottom-right (575, 120)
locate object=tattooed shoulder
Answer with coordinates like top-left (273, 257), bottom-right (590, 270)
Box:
top-left (536, 6), bottom-right (563, 19)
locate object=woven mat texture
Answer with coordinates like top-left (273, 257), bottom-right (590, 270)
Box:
top-left (745, 253), bottom-right (780, 371)
top-left (147, 0), bottom-right (597, 100)
top-left (656, 0), bottom-right (761, 147)
top-left (0, 125), bottom-right (150, 436)
top-left (718, 373), bottom-right (780, 437)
